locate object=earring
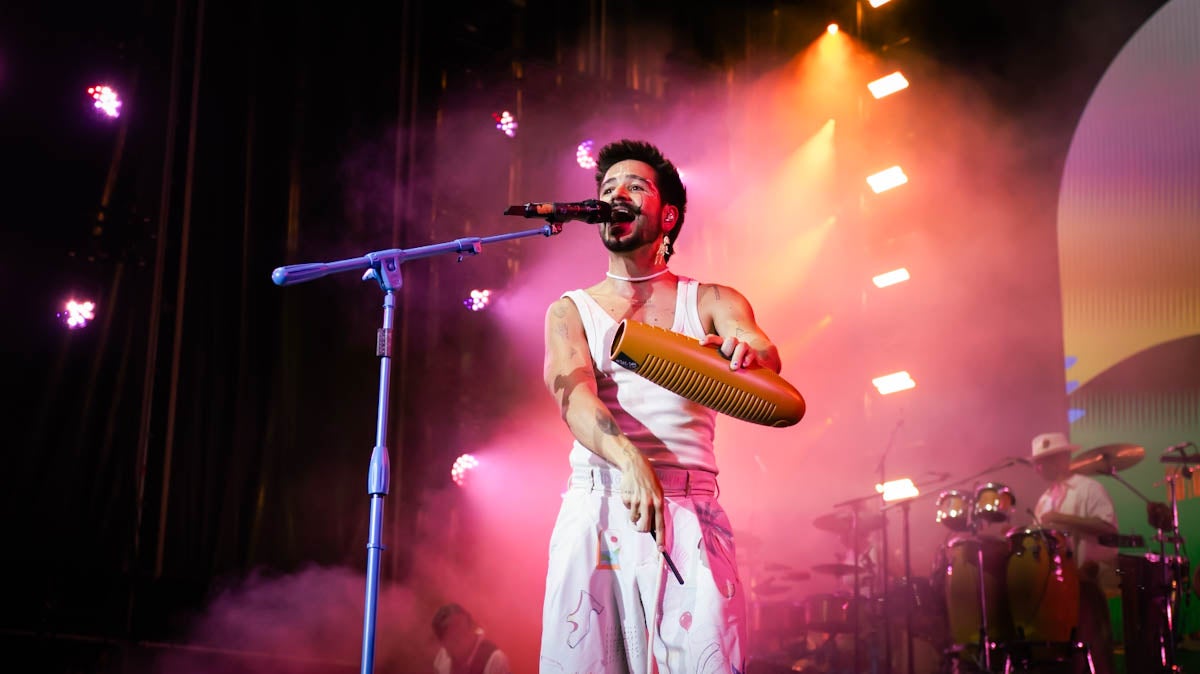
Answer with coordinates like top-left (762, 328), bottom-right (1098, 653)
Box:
top-left (654, 237), bottom-right (668, 267)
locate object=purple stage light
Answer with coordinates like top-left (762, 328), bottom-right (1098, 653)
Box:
top-left (464, 289), bottom-right (492, 312)
top-left (451, 453), bottom-right (479, 487)
top-left (493, 110), bottom-right (517, 137)
top-left (88, 85), bottom-right (121, 118)
top-left (60, 299), bottom-right (96, 329)
top-left (576, 140), bottom-right (597, 170)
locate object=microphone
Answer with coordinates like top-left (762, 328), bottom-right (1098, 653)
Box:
top-left (1162, 442), bottom-right (1194, 455)
top-left (504, 199), bottom-right (631, 224)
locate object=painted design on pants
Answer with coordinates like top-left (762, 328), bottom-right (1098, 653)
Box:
top-left (566, 589), bottom-right (603, 648)
top-left (696, 501), bottom-right (739, 599)
top-left (597, 529), bottom-right (621, 570)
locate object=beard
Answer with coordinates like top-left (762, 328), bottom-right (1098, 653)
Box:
top-left (600, 219), bottom-right (657, 254)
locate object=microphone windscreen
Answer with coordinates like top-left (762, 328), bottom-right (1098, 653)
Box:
top-left (610, 319), bottom-right (805, 427)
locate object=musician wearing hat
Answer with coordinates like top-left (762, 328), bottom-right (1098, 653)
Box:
top-left (1030, 431), bottom-right (1117, 674)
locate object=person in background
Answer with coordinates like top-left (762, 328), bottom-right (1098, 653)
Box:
top-left (1030, 431), bottom-right (1117, 674)
top-left (431, 603), bottom-right (511, 674)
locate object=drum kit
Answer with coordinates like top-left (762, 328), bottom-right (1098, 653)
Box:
top-left (747, 441), bottom-right (1198, 674)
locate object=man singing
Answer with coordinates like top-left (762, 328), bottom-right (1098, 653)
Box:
top-left (539, 139), bottom-right (782, 673)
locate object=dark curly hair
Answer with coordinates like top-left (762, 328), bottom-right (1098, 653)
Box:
top-left (594, 139), bottom-right (687, 262)
top-left (431, 603), bottom-right (472, 640)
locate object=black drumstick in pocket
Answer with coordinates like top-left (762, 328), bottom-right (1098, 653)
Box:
top-left (649, 524), bottom-right (684, 585)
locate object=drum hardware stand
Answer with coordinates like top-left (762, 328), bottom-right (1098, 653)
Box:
top-left (1154, 443), bottom-right (1195, 673)
top-left (270, 220), bottom-right (565, 674)
top-left (830, 493), bottom-right (875, 674)
top-left (967, 509), bottom-right (995, 672)
top-left (877, 417), bottom-right (904, 674)
top-left (881, 497), bottom-right (917, 674)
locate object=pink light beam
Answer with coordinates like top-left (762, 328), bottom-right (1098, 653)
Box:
top-left (88, 85), bottom-right (122, 118)
top-left (61, 299), bottom-right (97, 329)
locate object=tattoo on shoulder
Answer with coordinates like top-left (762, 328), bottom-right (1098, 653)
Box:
top-left (713, 286), bottom-right (722, 300)
top-left (552, 304), bottom-right (567, 319)
top-left (735, 327), bottom-right (747, 339)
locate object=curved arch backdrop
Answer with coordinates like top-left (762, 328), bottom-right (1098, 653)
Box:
top-left (1057, 0), bottom-right (1200, 637)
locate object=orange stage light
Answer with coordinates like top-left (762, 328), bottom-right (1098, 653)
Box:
top-left (868, 72), bottom-right (910, 99)
top-left (827, 23), bottom-right (839, 35)
top-left (867, 166), bottom-right (908, 194)
top-left (876, 478), bottom-right (920, 502)
top-left (872, 371), bottom-right (916, 395)
top-left (872, 267), bottom-right (911, 288)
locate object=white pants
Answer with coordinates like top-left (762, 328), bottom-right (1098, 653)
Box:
top-left (540, 467), bottom-right (746, 674)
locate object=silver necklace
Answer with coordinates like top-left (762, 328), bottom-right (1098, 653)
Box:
top-left (606, 268), bottom-right (670, 282)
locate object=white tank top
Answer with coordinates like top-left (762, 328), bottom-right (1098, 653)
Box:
top-left (563, 277), bottom-right (718, 473)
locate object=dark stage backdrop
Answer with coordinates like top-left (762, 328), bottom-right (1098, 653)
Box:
top-left (0, 0), bottom-right (1192, 672)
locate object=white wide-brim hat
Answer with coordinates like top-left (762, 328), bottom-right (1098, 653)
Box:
top-left (1031, 431), bottom-right (1079, 459)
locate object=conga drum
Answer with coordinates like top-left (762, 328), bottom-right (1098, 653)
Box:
top-left (943, 534), bottom-right (1013, 646)
top-left (935, 490), bottom-right (972, 532)
top-left (973, 483), bottom-right (1015, 523)
top-left (1005, 527), bottom-right (1079, 642)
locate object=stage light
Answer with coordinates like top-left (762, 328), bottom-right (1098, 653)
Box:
top-left (451, 453), bottom-right (479, 487)
top-left (868, 0), bottom-right (894, 7)
top-left (872, 267), bottom-right (911, 288)
top-left (876, 477), bottom-right (919, 502)
top-left (827, 23), bottom-right (839, 35)
top-left (576, 140), bottom-right (597, 170)
top-left (872, 370), bottom-right (915, 395)
top-left (463, 289), bottom-right (492, 312)
top-left (866, 166), bottom-right (908, 194)
top-left (87, 85), bottom-right (121, 118)
top-left (60, 299), bottom-right (96, 329)
top-left (868, 72), bottom-right (909, 99)
top-left (492, 110), bottom-right (517, 138)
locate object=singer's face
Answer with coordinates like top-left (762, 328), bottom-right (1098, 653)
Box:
top-left (598, 159), bottom-right (665, 253)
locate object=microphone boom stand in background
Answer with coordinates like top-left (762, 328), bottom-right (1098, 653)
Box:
top-left (271, 221), bottom-right (564, 674)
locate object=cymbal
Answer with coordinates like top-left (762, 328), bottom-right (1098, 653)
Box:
top-left (1071, 443), bottom-right (1145, 475)
top-left (812, 510), bottom-right (883, 535)
top-left (812, 563), bottom-right (870, 577)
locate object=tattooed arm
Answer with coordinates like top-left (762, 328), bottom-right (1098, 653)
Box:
top-left (543, 297), bottom-right (664, 543)
top-left (697, 284), bottom-right (783, 373)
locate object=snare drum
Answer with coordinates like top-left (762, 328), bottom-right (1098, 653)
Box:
top-left (1005, 527), bottom-right (1079, 642)
top-left (973, 482), bottom-right (1015, 523)
top-left (935, 490), bottom-right (971, 532)
top-left (804, 593), bottom-right (863, 633)
top-left (943, 534), bottom-right (1013, 646)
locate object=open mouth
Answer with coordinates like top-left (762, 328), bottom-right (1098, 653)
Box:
top-left (610, 205), bottom-right (637, 223)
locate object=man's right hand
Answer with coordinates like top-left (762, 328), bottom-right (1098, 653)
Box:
top-left (620, 453), bottom-right (665, 550)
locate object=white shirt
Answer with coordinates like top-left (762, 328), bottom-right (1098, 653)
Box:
top-left (1033, 473), bottom-right (1118, 569)
top-left (562, 278), bottom-right (718, 473)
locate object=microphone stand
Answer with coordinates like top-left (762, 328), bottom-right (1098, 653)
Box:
top-left (831, 491), bottom-right (876, 674)
top-left (271, 221), bottom-right (565, 674)
top-left (833, 474), bottom-right (947, 674)
top-left (875, 417), bottom-right (903, 674)
top-left (881, 497), bottom-right (916, 674)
